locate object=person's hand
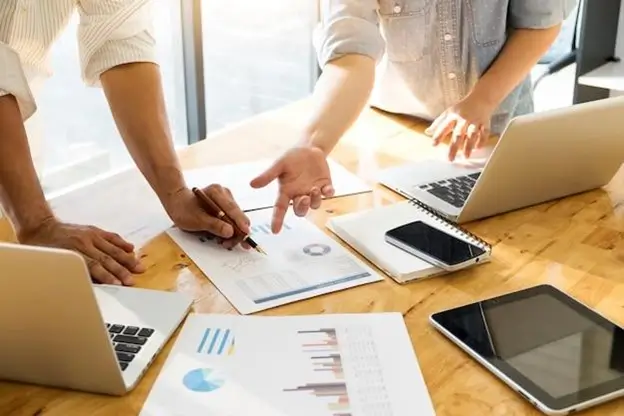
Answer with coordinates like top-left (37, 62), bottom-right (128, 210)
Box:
top-left (250, 145), bottom-right (335, 233)
top-left (425, 95), bottom-right (495, 161)
top-left (18, 218), bottom-right (145, 286)
top-left (165, 185), bottom-right (251, 249)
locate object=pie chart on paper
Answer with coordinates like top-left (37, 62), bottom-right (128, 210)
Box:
top-left (182, 368), bottom-right (225, 392)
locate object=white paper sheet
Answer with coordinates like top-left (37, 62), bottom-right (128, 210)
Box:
top-left (183, 158), bottom-right (372, 212)
top-left (140, 313), bottom-right (436, 416)
top-left (167, 209), bottom-right (383, 314)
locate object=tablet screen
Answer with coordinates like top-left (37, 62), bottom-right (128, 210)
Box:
top-left (431, 285), bottom-right (624, 410)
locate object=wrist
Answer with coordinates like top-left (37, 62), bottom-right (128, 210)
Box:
top-left (465, 82), bottom-right (502, 113)
top-left (14, 211), bottom-right (57, 242)
top-left (297, 128), bottom-right (335, 156)
top-left (145, 164), bottom-right (187, 210)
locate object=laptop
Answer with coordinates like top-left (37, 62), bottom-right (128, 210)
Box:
top-left (378, 95), bottom-right (624, 224)
top-left (0, 242), bottom-right (193, 395)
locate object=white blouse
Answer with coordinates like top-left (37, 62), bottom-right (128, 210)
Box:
top-left (0, 0), bottom-right (157, 121)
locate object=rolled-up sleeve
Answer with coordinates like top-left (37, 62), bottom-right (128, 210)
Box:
top-left (0, 43), bottom-right (36, 120)
top-left (314, 0), bottom-right (385, 68)
top-left (509, 0), bottom-right (577, 29)
top-left (77, 0), bottom-right (158, 87)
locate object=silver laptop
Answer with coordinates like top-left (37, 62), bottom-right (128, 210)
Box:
top-left (378, 95), bottom-right (624, 223)
top-left (0, 242), bottom-right (193, 395)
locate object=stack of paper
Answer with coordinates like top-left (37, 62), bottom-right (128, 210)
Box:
top-left (140, 313), bottom-right (436, 416)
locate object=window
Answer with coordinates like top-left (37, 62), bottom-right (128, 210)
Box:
top-left (201, 1), bottom-right (319, 132)
top-left (31, 2), bottom-right (188, 196)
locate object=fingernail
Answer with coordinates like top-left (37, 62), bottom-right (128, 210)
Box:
top-left (113, 280), bottom-right (122, 286)
top-left (134, 262), bottom-right (146, 273)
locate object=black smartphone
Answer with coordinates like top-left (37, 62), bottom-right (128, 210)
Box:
top-left (384, 220), bottom-right (487, 271)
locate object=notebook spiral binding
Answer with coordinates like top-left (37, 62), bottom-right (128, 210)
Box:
top-left (407, 198), bottom-right (492, 251)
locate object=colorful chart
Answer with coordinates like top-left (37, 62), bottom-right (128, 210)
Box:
top-left (284, 328), bottom-right (352, 416)
top-left (197, 328), bottom-right (235, 355)
top-left (182, 368), bottom-right (225, 393)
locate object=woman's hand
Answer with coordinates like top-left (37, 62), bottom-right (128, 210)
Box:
top-left (425, 95), bottom-right (496, 161)
top-left (250, 145), bottom-right (334, 233)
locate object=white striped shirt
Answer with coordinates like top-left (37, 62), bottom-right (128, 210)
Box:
top-left (0, 0), bottom-right (156, 121)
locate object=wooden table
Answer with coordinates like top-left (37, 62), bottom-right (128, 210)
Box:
top-left (2, 99), bottom-right (624, 415)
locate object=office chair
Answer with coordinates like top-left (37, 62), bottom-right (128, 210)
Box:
top-left (532, 4), bottom-right (582, 90)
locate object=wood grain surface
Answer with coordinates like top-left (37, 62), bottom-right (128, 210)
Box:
top-left (2, 99), bottom-right (624, 415)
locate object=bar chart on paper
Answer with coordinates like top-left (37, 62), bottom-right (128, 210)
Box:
top-left (283, 327), bottom-right (396, 416)
top-left (196, 327), bottom-right (236, 356)
top-left (141, 313), bottom-right (436, 416)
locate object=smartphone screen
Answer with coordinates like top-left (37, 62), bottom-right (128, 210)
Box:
top-left (386, 221), bottom-right (485, 266)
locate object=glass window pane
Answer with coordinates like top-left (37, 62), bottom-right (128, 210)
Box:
top-left (201, 1), bottom-right (318, 132)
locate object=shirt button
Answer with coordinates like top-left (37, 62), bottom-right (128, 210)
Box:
top-left (393, 4), bottom-right (402, 13)
top-left (444, 34), bottom-right (453, 41)
top-left (448, 73), bottom-right (457, 80)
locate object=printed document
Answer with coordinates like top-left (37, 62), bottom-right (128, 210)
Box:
top-left (140, 313), bottom-right (436, 416)
top-left (167, 209), bottom-right (383, 314)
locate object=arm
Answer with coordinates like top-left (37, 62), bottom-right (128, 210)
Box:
top-left (0, 44), bottom-right (52, 238)
top-left (300, 0), bottom-right (384, 155)
top-left (249, 0), bottom-right (384, 232)
top-left (468, 0), bottom-right (576, 108)
top-left (300, 55), bottom-right (376, 154)
top-left (0, 94), bottom-right (54, 238)
top-left (468, 26), bottom-right (561, 110)
top-left (79, 0), bottom-right (250, 241)
top-left (77, 0), bottom-right (184, 205)
top-left (100, 62), bottom-right (185, 206)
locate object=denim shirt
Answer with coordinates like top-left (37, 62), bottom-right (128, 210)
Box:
top-left (314, 0), bottom-right (576, 134)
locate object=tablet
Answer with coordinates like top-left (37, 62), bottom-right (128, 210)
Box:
top-left (430, 284), bottom-right (624, 415)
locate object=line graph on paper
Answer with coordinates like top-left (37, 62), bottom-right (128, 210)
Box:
top-left (220, 256), bottom-right (264, 273)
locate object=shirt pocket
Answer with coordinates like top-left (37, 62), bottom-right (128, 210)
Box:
top-left (378, 0), bottom-right (433, 63)
top-left (469, 0), bottom-right (509, 46)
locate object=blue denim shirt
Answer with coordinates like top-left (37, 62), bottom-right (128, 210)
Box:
top-left (314, 0), bottom-right (576, 134)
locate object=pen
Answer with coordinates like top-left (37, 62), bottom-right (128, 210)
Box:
top-left (191, 187), bottom-right (266, 255)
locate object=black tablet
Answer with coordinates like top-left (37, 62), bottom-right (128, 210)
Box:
top-left (430, 285), bottom-right (624, 415)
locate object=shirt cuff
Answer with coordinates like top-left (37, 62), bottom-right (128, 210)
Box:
top-left (313, 17), bottom-right (386, 68)
top-left (0, 44), bottom-right (37, 120)
top-left (82, 31), bottom-right (158, 86)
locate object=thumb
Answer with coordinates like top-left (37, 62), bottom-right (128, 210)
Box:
top-left (250, 161), bottom-right (282, 189)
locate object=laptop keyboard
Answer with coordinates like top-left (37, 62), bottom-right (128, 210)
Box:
top-left (417, 172), bottom-right (481, 208)
top-left (106, 323), bottom-right (155, 371)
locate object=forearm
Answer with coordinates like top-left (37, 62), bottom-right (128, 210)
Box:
top-left (100, 62), bottom-right (184, 206)
top-left (0, 95), bottom-right (54, 237)
top-left (469, 25), bottom-right (562, 108)
top-left (300, 54), bottom-right (376, 154)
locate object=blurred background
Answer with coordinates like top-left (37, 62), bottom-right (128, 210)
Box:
top-left (28, 1), bottom-right (589, 196)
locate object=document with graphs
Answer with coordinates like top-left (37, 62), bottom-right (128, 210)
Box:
top-left (167, 209), bottom-right (383, 314)
top-left (140, 313), bottom-right (435, 416)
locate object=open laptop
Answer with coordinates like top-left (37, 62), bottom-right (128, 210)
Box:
top-left (378, 95), bottom-right (624, 224)
top-left (0, 242), bottom-right (193, 395)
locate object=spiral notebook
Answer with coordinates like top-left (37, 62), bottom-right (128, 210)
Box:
top-left (326, 200), bottom-right (492, 283)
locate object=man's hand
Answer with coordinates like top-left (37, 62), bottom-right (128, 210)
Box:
top-left (18, 219), bottom-right (145, 286)
top-left (425, 95), bottom-right (496, 161)
top-left (165, 185), bottom-right (251, 249)
top-left (250, 146), bottom-right (335, 234)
